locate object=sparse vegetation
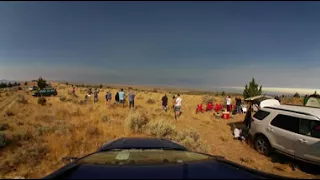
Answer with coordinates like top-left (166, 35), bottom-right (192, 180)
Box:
top-left (17, 95), bottom-right (27, 104)
top-left (59, 95), bottom-right (67, 102)
top-left (5, 110), bottom-right (14, 116)
top-left (146, 119), bottom-right (176, 138)
top-left (38, 96), bottom-right (47, 106)
top-left (124, 111), bottom-right (149, 133)
top-left (146, 98), bottom-right (156, 104)
top-left (0, 133), bottom-right (6, 147)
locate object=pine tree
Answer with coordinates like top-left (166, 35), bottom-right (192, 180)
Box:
top-left (37, 77), bottom-right (47, 89)
top-left (243, 78), bottom-right (262, 99)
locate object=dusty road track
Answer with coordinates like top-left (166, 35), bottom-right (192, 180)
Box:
top-left (0, 93), bottom-right (19, 112)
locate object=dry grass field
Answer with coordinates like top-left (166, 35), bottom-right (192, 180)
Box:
top-left (0, 82), bottom-right (318, 179)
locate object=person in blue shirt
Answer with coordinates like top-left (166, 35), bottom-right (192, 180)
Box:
top-left (106, 91), bottom-right (112, 105)
top-left (128, 90), bottom-right (135, 109)
top-left (118, 89), bottom-right (125, 107)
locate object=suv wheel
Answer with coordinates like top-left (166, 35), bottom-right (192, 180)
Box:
top-left (255, 136), bottom-right (272, 156)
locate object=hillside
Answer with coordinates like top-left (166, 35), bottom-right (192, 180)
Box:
top-left (0, 82), bottom-right (318, 179)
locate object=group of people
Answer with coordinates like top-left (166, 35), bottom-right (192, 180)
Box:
top-left (161, 94), bottom-right (182, 120)
top-left (195, 95), bottom-right (244, 115)
top-left (105, 89), bottom-right (136, 109)
top-left (85, 88), bottom-right (99, 103)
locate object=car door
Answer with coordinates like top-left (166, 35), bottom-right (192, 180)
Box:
top-left (268, 114), bottom-right (300, 156)
top-left (294, 118), bottom-right (320, 164)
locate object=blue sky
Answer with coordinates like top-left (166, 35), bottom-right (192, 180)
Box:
top-left (1, 2), bottom-right (320, 89)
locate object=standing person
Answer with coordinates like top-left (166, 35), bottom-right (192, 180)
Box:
top-left (94, 88), bottom-right (99, 103)
top-left (106, 91), bottom-right (112, 104)
top-left (161, 94), bottom-right (168, 112)
top-left (128, 90), bottom-right (135, 109)
top-left (72, 86), bottom-right (75, 96)
top-left (303, 94), bottom-right (308, 106)
top-left (115, 92), bottom-right (119, 104)
top-left (174, 94), bottom-right (182, 120)
top-left (226, 95), bottom-right (231, 112)
top-left (119, 89), bottom-right (125, 107)
top-left (235, 97), bottom-right (242, 114)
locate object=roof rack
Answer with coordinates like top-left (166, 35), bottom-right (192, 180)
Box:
top-left (264, 106), bottom-right (320, 120)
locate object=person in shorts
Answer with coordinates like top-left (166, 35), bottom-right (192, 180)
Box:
top-left (119, 89), bottom-right (125, 107)
top-left (174, 94), bottom-right (182, 120)
top-left (106, 91), bottom-right (112, 104)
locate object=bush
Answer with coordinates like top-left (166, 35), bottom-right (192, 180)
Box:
top-left (0, 123), bottom-right (10, 131)
top-left (202, 95), bottom-right (215, 104)
top-left (59, 95), bottom-right (67, 102)
top-left (243, 78), bottom-right (262, 99)
top-left (38, 97), bottom-right (47, 106)
top-left (146, 119), bottom-right (176, 138)
top-left (5, 110), bottom-right (14, 116)
top-left (146, 98), bottom-right (156, 104)
top-left (0, 133), bottom-right (6, 147)
top-left (221, 91), bottom-right (226, 96)
top-left (101, 115), bottom-right (109, 123)
top-left (124, 111), bottom-right (149, 133)
top-left (293, 92), bottom-right (300, 98)
top-left (17, 95), bottom-right (27, 104)
top-left (24, 82), bottom-right (28, 86)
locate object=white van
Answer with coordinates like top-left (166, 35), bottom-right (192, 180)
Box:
top-left (249, 104), bottom-right (320, 165)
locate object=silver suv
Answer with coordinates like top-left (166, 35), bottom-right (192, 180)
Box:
top-left (249, 104), bottom-right (320, 165)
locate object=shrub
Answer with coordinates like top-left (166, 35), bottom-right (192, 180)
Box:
top-left (0, 123), bottom-right (10, 131)
top-left (202, 95), bottom-right (215, 104)
top-left (146, 119), bottom-right (176, 138)
top-left (293, 92), bottom-right (300, 98)
top-left (0, 133), bottom-right (6, 147)
top-left (124, 111), bottom-right (149, 133)
top-left (146, 98), bottom-right (156, 104)
top-left (79, 100), bottom-right (87, 105)
top-left (38, 96), bottom-right (47, 106)
top-left (36, 126), bottom-right (52, 136)
top-left (59, 95), bottom-right (67, 102)
top-left (24, 82), bottom-right (28, 86)
top-left (221, 91), bottom-right (226, 96)
top-left (5, 110), bottom-right (14, 116)
top-left (86, 126), bottom-right (99, 136)
top-left (17, 95), bottom-right (27, 104)
top-left (101, 115), bottom-right (109, 123)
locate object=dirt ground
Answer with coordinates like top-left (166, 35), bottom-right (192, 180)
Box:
top-left (0, 82), bottom-right (318, 179)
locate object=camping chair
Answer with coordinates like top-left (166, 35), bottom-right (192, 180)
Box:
top-left (206, 102), bottom-right (214, 111)
top-left (196, 104), bottom-right (204, 114)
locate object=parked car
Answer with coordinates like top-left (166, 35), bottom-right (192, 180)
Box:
top-left (249, 104), bottom-right (320, 165)
top-left (32, 88), bottom-right (58, 97)
top-left (28, 86), bottom-right (38, 91)
top-left (43, 137), bottom-right (290, 179)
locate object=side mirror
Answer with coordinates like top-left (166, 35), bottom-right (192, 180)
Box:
top-left (62, 156), bottom-right (78, 164)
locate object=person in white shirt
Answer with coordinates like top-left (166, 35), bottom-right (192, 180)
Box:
top-left (226, 95), bottom-right (231, 112)
top-left (174, 94), bottom-right (182, 120)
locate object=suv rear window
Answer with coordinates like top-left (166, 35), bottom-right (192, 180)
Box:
top-left (253, 110), bottom-right (270, 120)
top-left (270, 114), bottom-right (299, 133)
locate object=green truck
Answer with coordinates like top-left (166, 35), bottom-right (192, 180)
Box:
top-left (32, 88), bottom-right (58, 97)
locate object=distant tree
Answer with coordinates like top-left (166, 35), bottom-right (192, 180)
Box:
top-left (221, 91), bottom-right (226, 96)
top-left (24, 82), bottom-right (28, 86)
top-left (66, 82), bottom-right (69, 85)
top-left (37, 77), bottom-right (47, 89)
top-left (293, 92), bottom-right (300, 98)
top-left (7, 83), bottom-right (12, 87)
top-left (243, 78), bottom-right (262, 99)
top-left (0, 83), bottom-right (7, 88)
top-left (17, 83), bottom-right (20, 86)
top-left (100, 84), bottom-right (103, 89)
top-left (13, 82), bottom-right (18, 86)
top-left (313, 90), bottom-right (318, 95)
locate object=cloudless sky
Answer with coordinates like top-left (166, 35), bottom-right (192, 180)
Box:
top-left (1, 2), bottom-right (320, 89)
